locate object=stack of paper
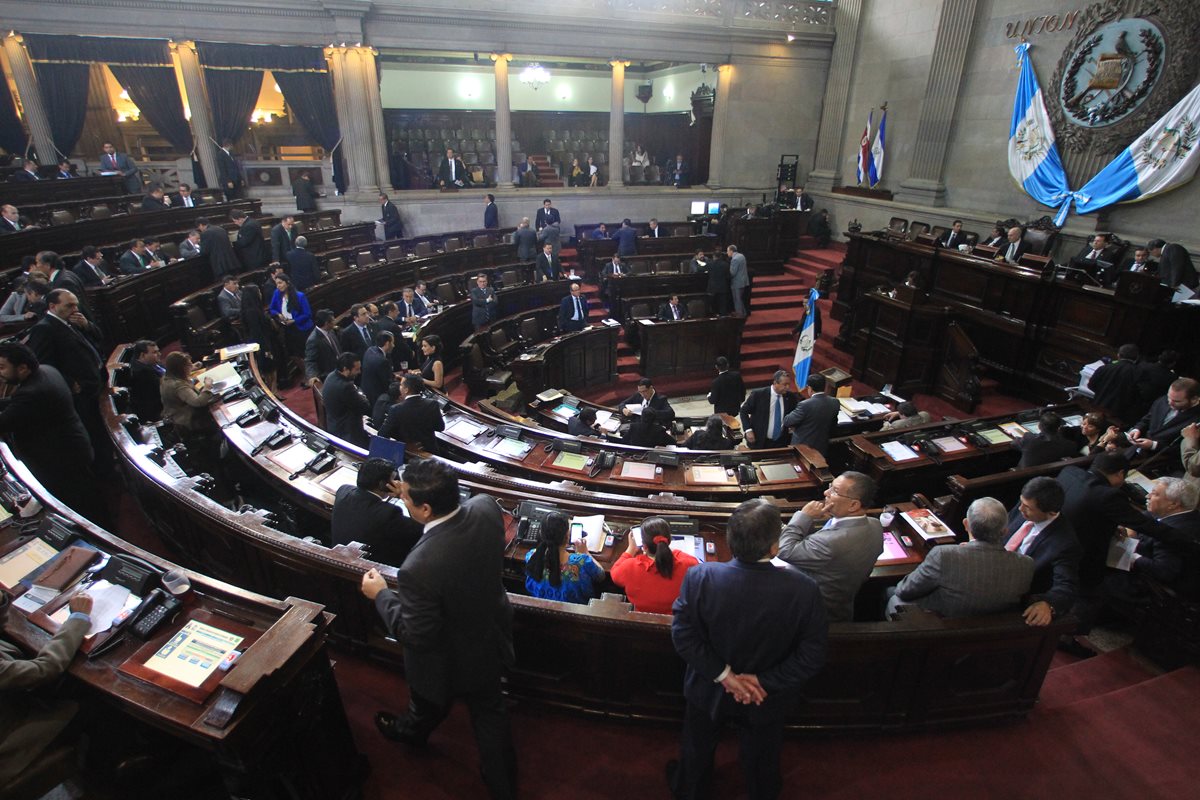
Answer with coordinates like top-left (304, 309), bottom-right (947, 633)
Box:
top-left (570, 514), bottom-right (606, 552)
top-left (880, 441), bottom-right (920, 462)
top-left (1106, 537), bottom-right (1139, 571)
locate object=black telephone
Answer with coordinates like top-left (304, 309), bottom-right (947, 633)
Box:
top-left (37, 514), bottom-right (79, 549)
top-left (288, 448), bottom-right (337, 480)
top-left (965, 430), bottom-right (992, 449)
top-left (257, 399), bottom-right (281, 423)
top-left (251, 428), bottom-right (293, 456)
top-left (737, 463), bottom-right (759, 485)
top-left (587, 451), bottom-right (617, 478)
top-left (516, 500), bottom-right (559, 542)
top-left (232, 408), bottom-right (260, 427)
top-left (127, 588), bottom-right (183, 640)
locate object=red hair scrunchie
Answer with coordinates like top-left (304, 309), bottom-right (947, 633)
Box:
top-left (652, 536), bottom-right (670, 545)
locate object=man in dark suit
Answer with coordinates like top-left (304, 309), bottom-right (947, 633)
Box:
top-left (996, 226), bottom-right (1028, 264)
top-left (379, 194), bottom-right (403, 240)
top-left (216, 276), bottom-right (241, 321)
top-left (598, 254), bottom-right (625, 309)
top-left (378, 375), bottom-right (445, 455)
top-left (118, 239), bottom-right (151, 274)
top-left (936, 219), bottom-right (965, 249)
top-left (645, 218), bottom-right (663, 238)
top-left (557, 283), bottom-right (589, 333)
top-left (73, 246), bottom-right (114, 287)
top-left (1133, 350), bottom-right (1178, 417)
top-left (658, 294), bottom-right (689, 322)
top-left (1088, 343), bottom-right (1143, 424)
top-left (612, 218), bottom-right (637, 257)
top-left (705, 252), bottom-right (731, 316)
top-left (373, 302), bottom-right (415, 369)
top-left (1127, 377), bottom-right (1200, 466)
top-left (8, 160), bottom-right (40, 182)
top-left (537, 220), bottom-right (561, 257)
top-left (1104, 477), bottom-right (1200, 605)
top-left (667, 155), bottom-right (689, 187)
top-left (216, 140), bottom-right (242, 200)
top-left (233, 211), bottom-right (268, 271)
top-left (707, 356), bottom-right (745, 416)
top-left (322, 352), bottom-right (370, 447)
top-left (782, 373), bottom-right (841, 456)
top-left (470, 274), bottom-right (498, 332)
top-left (101, 142), bottom-right (142, 194)
top-left (1015, 411), bottom-right (1082, 468)
top-left (536, 242), bottom-right (561, 283)
top-left (197, 217), bottom-right (239, 280)
top-left (669, 497), bottom-right (827, 800)
top-left (1069, 233), bottom-right (1120, 275)
top-left (1114, 246), bottom-right (1156, 285)
top-left (24, 290), bottom-right (104, 406)
top-left (1148, 238), bottom-right (1198, 289)
top-left (360, 460), bottom-right (517, 799)
top-left (171, 183), bottom-right (201, 209)
top-left (292, 171), bottom-right (318, 212)
top-left (304, 309), bottom-right (341, 387)
top-left (31, 253), bottom-right (94, 324)
top-left (332, 458), bottom-right (423, 567)
top-left (339, 304), bottom-right (376, 359)
top-left (1004, 476), bottom-right (1082, 626)
top-left (619, 378), bottom-right (675, 430)
top-left (398, 288), bottom-right (425, 323)
top-left (270, 215), bottom-right (297, 264)
top-left (483, 194), bottom-right (499, 229)
top-left (141, 185), bottom-right (170, 211)
top-left (437, 148), bottom-right (469, 188)
top-left (1, 204), bottom-right (31, 234)
top-left (806, 209), bottom-right (832, 248)
top-left (739, 370), bottom-right (798, 449)
top-left (778, 471), bottom-right (884, 622)
top-left (535, 198), bottom-right (560, 231)
top-left (55, 158), bottom-right (74, 178)
top-left (797, 186), bottom-right (814, 212)
top-left (127, 339), bottom-right (164, 422)
top-left (284, 236), bottom-right (320, 291)
top-left (361, 332), bottom-right (399, 410)
top-left (887, 497), bottom-right (1034, 618)
top-left (513, 218), bottom-right (537, 261)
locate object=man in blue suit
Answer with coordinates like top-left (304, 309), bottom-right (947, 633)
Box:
top-left (557, 283), bottom-right (589, 332)
top-left (670, 498), bottom-right (828, 799)
top-left (483, 194), bottom-right (499, 229)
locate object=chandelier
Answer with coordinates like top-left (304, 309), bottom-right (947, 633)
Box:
top-left (519, 63), bottom-right (551, 90)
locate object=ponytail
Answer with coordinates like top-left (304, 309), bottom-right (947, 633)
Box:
top-left (641, 516), bottom-right (674, 579)
top-left (525, 512), bottom-right (569, 587)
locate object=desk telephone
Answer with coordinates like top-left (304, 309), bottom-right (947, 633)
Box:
top-left (516, 500), bottom-right (561, 543)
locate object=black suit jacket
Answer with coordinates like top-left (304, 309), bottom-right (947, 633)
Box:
top-left (535, 207), bottom-right (561, 230)
top-left (332, 485), bottom-right (422, 568)
top-left (285, 247), bottom-right (320, 291)
top-left (483, 202), bottom-right (499, 229)
top-left (437, 157), bottom-right (469, 186)
top-left (216, 148), bottom-right (241, 189)
top-left (1133, 395), bottom-right (1200, 453)
top-left (141, 195), bottom-right (169, 212)
top-left (8, 169), bottom-right (38, 183)
top-left (321, 369), bottom-right (370, 447)
top-left (270, 223), bottom-right (296, 263)
top-left (372, 315), bottom-right (414, 369)
top-left (235, 218), bottom-right (269, 271)
top-left (1088, 358), bottom-right (1142, 424)
top-left (24, 315), bottom-right (103, 397)
top-left (558, 294), bottom-right (589, 332)
top-left (73, 259), bottom-right (110, 287)
top-left (304, 327), bottom-right (340, 381)
top-left (0, 365), bottom-right (93, 491)
top-left (378, 395), bottom-right (445, 455)
top-left (1158, 242), bottom-right (1198, 289)
top-left (170, 192), bottom-right (202, 208)
top-left (739, 386), bottom-right (799, 448)
top-left (1133, 362), bottom-right (1176, 415)
top-left (380, 201), bottom-right (403, 240)
top-left (339, 323), bottom-right (375, 360)
top-left (1015, 431), bottom-right (1081, 468)
top-left (705, 258), bottom-right (731, 296)
top-left (783, 393), bottom-right (840, 454)
top-left (620, 391), bottom-right (675, 428)
top-left (1132, 511), bottom-right (1200, 597)
top-left (360, 346), bottom-right (394, 410)
top-left (536, 252), bottom-right (561, 282)
top-left (1004, 509), bottom-right (1082, 617)
top-left (936, 230), bottom-right (966, 249)
top-left (997, 239), bottom-right (1029, 264)
top-left (657, 301), bottom-right (688, 322)
top-left (1057, 465), bottom-right (1161, 587)
top-left (372, 495), bottom-right (514, 704)
top-left (200, 227), bottom-right (240, 279)
top-left (128, 360), bottom-right (163, 422)
top-left (707, 370), bottom-right (746, 416)
top-left (672, 560), bottom-right (827, 722)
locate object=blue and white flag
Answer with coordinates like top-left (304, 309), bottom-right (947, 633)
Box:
top-left (856, 110), bottom-right (874, 186)
top-left (869, 107), bottom-right (886, 187)
top-left (1075, 82), bottom-right (1200, 214)
top-left (793, 288), bottom-right (821, 389)
top-left (1008, 43), bottom-right (1071, 220)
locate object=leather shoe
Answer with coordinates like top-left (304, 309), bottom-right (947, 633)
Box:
top-left (1057, 636), bottom-right (1097, 659)
top-left (374, 711), bottom-right (427, 746)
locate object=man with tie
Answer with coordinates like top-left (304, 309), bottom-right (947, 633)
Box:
top-left (742, 204), bottom-right (756, 220)
top-left (470, 274), bottom-right (498, 332)
top-left (668, 154), bottom-right (688, 187)
top-left (437, 148), bottom-right (469, 188)
top-left (996, 226), bottom-right (1028, 265)
top-left (304, 309), bottom-right (341, 388)
top-left (645, 218), bottom-right (662, 238)
top-left (413, 281), bottom-right (434, 313)
top-left (100, 142), bottom-right (142, 194)
top-left (1003, 476), bottom-right (1082, 626)
top-left (8, 159), bottom-right (40, 182)
top-left (739, 371), bottom-right (798, 449)
top-left (144, 237), bottom-right (168, 268)
top-left (558, 283), bottom-right (589, 333)
top-left (1126, 378), bottom-right (1200, 467)
top-left (340, 303), bottom-right (377, 359)
top-left (483, 193), bottom-right (499, 229)
top-left (1115, 246), bottom-right (1157, 284)
top-left (141, 184), bottom-right (171, 212)
top-left (379, 193), bottom-right (404, 240)
top-left (55, 159), bottom-right (74, 179)
top-left (73, 246), bottom-right (113, 287)
top-left (0, 205), bottom-right (32, 234)
top-left (514, 218), bottom-right (538, 261)
top-left (727, 245), bottom-right (749, 317)
top-left (216, 276), bottom-right (242, 321)
top-left (936, 220), bottom-right (965, 249)
top-left (657, 294), bottom-right (689, 322)
top-left (599, 254), bottom-right (625, 309)
top-left (179, 229), bottom-right (203, 259)
top-left (128, 339), bottom-right (165, 422)
top-left (797, 185), bottom-right (814, 212)
top-left (1069, 233), bottom-right (1119, 277)
top-left (118, 239), bottom-right (152, 274)
top-left (171, 183), bottom-right (201, 208)
top-left (398, 287), bottom-right (423, 324)
top-left (270, 215), bottom-right (297, 264)
top-left (535, 198), bottom-right (560, 231)
top-left (536, 242), bottom-right (561, 283)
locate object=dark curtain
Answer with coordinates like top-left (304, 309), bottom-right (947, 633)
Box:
top-left (201, 68), bottom-right (261, 146)
top-left (109, 65), bottom-right (193, 153)
top-left (274, 71), bottom-right (344, 192)
top-left (30, 62), bottom-right (90, 157)
top-left (24, 34), bottom-right (170, 65)
top-left (0, 82), bottom-right (28, 156)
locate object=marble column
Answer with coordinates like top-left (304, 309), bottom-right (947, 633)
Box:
top-left (807, 0), bottom-right (863, 192)
top-left (328, 46), bottom-right (380, 199)
top-left (360, 48), bottom-right (394, 193)
top-left (707, 63), bottom-right (734, 190)
top-left (3, 34), bottom-right (57, 162)
top-left (170, 41), bottom-right (220, 190)
top-left (608, 60), bottom-right (628, 188)
top-left (895, 0), bottom-right (980, 206)
top-left (492, 53), bottom-right (512, 186)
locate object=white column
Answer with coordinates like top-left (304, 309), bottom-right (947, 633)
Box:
top-left (360, 47), bottom-right (394, 193)
top-left (171, 41), bottom-right (220, 190)
top-left (707, 63), bottom-right (734, 190)
top-left (328, 46), bottom-right (379, 199)
top-left (807, 0), bottom-right (863, 191)
top-left (492, 53), bottom-right (512, 186)
top-left (608, 60), bottom-right (628, 188)
top-left (3, 33), bottom-right (57, 161)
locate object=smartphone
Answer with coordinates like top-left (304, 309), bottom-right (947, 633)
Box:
top-left (569, 522), bottom-right (584, 541)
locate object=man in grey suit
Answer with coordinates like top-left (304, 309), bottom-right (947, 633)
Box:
top-left (0, 591), bottom-right (92, 784)
top-left (514, 217), bottom-right (538, 262)
top-left (470, 273), bottom-right (498, 331)
top-left (537, 220), bottom-right (561, 257)
top-left (360, 460), bottom-right (517, 799)
top-left (778, 471), bottom-right (884, 622)
top-left (782, 373), bottom-right (841, 456)
top-left (886, 497), bottom-right (1035, 618)
top-left (727, 245), bottom-right (749, 316)
top-left (216, 276), bottom-right (242, 320)
top-left (179, 229), bottom-right (202, 259)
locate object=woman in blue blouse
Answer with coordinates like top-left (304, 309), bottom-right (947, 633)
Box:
top-left (524, 512), bottom-right (604, 604)
top-left (268, 273), bottom-right (313, 368)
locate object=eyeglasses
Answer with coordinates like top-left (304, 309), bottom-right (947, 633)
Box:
top-left (826, 485), bottom-right (858, 501)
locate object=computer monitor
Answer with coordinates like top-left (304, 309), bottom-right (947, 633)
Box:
top-left (707, 201), bottom-right (721, 215)
top-left (368, 435), bottom-right (406, 466)
top-left (689, 200), bottom-right (706, 215)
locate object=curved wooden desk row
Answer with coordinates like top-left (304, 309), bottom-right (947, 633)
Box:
top-left (1, 174), bottom-right (124, 207)
top-left (102, 347), bottom-right (1070, 730)
top-left (9, 186), bottom-right (220, 229)
top-left (0, 444), bottom-right (363, 799)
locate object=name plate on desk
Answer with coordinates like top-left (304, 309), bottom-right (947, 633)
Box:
top-left (684, 465), bottom-right (737, 486)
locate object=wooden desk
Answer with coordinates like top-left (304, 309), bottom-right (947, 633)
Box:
top-left (2, 174), bottom-right (124, 206)
top-left (636, 316), bottom-right (744, 378)
top-left (605, 271), bottom-right (708, 321)
top-left (508, 324), bottom-right (620, 401)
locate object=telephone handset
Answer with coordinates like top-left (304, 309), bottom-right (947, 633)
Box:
top-left (737, 464), bottom-right (759, 485)
top-left (127, 588), bottom-right (183, 639)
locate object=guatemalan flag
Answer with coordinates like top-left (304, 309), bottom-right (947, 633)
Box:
top-left (856, 110), bottom-right (874, 186)
top-left (1074, 82), bottom-right (1200, 214)
top-left (869, 107), bottom-right (886, 187)
top-left (1008, 43), bottom-right (1071, 220)
top-left (793, 287), bottom-right (821, 389)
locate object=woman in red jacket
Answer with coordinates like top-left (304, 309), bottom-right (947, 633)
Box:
top-left (611, 516), bottom-right (699, 614)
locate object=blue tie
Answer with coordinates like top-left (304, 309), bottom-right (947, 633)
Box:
top-left (769, 394), bottom-right (782, 440)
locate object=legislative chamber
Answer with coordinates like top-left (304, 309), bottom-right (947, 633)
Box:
top-left (1, 1), bottom-right (1199, 798)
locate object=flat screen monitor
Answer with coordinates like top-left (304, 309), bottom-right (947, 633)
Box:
top-left (368, 435), bottom-right (405, 466)
top-left (707, 201), bottom-right (721, 215)
top-left (689, 200), bottom-right (706, 215)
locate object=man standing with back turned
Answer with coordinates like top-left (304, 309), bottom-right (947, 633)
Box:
top-left (670, 497), bottom-right (828, 799)
top-left (361, 460), bottom-right (517, 799)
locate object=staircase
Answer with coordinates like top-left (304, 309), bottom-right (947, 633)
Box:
top-left (529, 155), bottom-right (563, 188)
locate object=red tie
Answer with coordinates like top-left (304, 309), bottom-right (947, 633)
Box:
top-left (1006, 521), bottom-right (1034, 552)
